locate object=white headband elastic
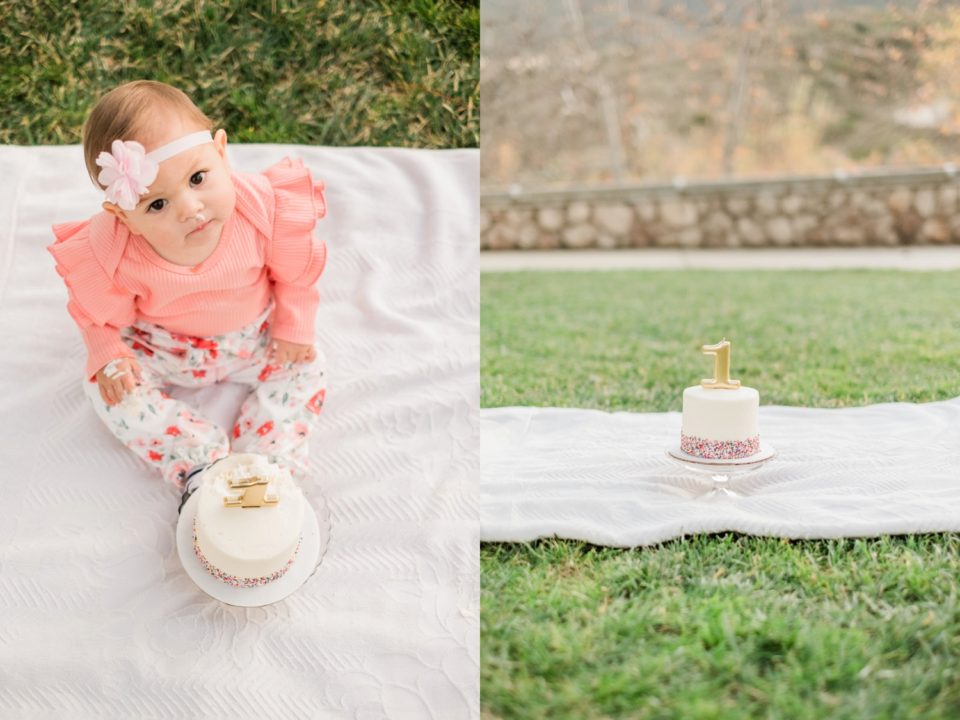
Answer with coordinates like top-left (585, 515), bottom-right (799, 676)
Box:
top-left (146, 130), bottom-right (214, 163)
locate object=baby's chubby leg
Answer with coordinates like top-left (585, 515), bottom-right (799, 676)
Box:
top-left (82, 363), bottom-right (229, 487)
top-left (228, 342), bottom-right (327, 481)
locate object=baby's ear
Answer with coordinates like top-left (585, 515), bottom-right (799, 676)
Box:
top-left (214, 128), bottom-right (230, 167)
top-left (101, 202), bottom-right (130, 228)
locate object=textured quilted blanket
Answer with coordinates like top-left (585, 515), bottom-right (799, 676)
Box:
top-left (0, 145), bottom-right (478, 719)
top-left (481, 400), bottom-right (960, 547)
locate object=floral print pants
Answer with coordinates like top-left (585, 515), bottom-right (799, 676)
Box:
top-left (83, 305), bottom-right (326, 487)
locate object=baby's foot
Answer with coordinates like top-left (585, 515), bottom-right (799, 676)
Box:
top-left (177, 464), bottom-right (209, 515)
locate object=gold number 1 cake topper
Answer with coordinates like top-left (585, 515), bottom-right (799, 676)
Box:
top-left (223, 475), bottom-right (279, 508)
top-left (701, 338), bottom-right (741, 389)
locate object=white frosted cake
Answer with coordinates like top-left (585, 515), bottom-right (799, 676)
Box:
top-left (192, 454), bottom-right (305, 588)
top-left (681, 385), bottom-right (760, 460)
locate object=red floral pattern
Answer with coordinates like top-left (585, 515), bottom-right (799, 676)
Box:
top-left (130, 341), bottom-right (154, 357)
top-left (306, 389), bottom-right (325, 415)
top-left (190, 338), bottom-right (219, 359)
top-left (258, 363), bottom-right (282, 382)
top-left (94, 305), bottom-right (325, 485)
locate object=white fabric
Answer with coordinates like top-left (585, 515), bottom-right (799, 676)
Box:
top-left (146, 129), bottom-right (214, 163)
top-left (481, 400), bottom-right (960, 547)
top-left (0, 144), bottom-right (479, 719)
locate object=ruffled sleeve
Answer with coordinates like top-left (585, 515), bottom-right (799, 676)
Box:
top-left (260, 157), bottom-right (327, 345)
top-left (48, 216), bottom-right (137, 380)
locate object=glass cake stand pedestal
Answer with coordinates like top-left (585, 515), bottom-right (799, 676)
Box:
top-left (665, 444), bottom-right (776, 499)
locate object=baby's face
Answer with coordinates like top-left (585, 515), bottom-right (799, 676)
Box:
top-left (108, 121), bottom-right (236, 260)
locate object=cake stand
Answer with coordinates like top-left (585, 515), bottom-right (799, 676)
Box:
top-left (665, 444), bottom-right (776, 499)
top-left (176, 489), bottom-right (331, 607)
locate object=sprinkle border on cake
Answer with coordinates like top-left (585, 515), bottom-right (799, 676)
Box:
top-left (192, 520), bottom-right (301, 588)
top-left (681, 433), bottom-right (760, 460)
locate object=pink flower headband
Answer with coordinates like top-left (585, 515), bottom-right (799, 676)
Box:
top-left (95, 130), bottom-right (214, 211)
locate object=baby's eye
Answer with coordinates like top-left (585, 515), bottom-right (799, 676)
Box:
top-left (190, 171), bottom-right (206, 186)
top-left (147, 199), bottom-right (167, 213)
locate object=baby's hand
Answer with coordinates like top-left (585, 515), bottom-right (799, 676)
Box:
top-left (96, 357), bottom-right (143, 406)
top-left (271, 339), bottom-right (317, 365)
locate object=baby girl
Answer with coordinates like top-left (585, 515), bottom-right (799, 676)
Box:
top-left (49, 80), bottom-right (327, 499)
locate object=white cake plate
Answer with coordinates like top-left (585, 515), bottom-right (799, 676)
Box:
top-left (176, 488), bottom-right (330, 607)
top-left (665, 443), bottom-right (777, 499)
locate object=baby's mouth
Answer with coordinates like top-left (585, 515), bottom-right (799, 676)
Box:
top-left (188, 219), bottom-right (212, 235)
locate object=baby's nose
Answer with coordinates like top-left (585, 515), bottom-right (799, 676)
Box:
top-left (180, 201), bottom-right (204, 222)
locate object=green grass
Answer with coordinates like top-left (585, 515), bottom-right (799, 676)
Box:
top-left (1, 0), bottom-right (478, 148)
top-left (483, 271), bottom-right (960, 411)
top-left (481, 270), bottom-right (960, 719)
top-left (483, 536), bottom-right (960, 720)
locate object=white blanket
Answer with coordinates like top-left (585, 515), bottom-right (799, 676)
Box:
top-left (0, 145), bottom-right (478, 719)
top-left (481, 400), bottom-right (960, 547)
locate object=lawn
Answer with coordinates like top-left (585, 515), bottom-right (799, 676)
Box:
top-left (1, 0), bottom-right (478, 148)
top-left (481, 270), bottom-right (960, 719)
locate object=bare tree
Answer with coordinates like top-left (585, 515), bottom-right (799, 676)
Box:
top-left (566, 0), bottom-right (627, 183)
top-left (722, 0), bottom-right (770, 176)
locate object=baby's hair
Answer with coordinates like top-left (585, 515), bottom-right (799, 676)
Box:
top-left (82, 80), bottom-right (214, 190)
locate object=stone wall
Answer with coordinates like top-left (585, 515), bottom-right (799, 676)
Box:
top-left (480, 167), bottom-right (960, 249)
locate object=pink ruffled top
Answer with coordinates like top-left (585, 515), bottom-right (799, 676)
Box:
top-left (49, 158), bottom-right (327, 379)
